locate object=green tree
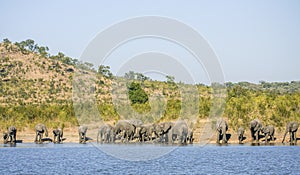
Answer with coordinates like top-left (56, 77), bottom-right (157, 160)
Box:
top-left (127, 82), bottom-right (148, 104)
top-left (166, 75), bottom-right (175, 84)
top-left (98, 65), bottom-right (113, 78)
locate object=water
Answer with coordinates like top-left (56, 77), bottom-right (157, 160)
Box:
top-left (0, 143), bottom-right (299, 174)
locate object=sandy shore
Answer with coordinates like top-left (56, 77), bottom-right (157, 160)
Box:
top-left (6, 126), bottom-right (294, 145)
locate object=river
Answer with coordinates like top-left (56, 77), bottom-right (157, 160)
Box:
top-left (0, 143), bottom-right (299, 174)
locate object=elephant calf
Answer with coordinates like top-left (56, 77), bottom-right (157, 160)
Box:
top-left (282, 122), bottom-right (299, 144)
top-left (3, 126), bottom-right (17, 144)
top-left (78, 126), bottom-right (88, 143)
top-left (35, 124), bottom-right (48, 143)
top-left (237, 127), bottom-right (245, 144)
top-left (53, 128), bottom-right (63, 143)
top-left (260, 125), bottom-right (275, 143)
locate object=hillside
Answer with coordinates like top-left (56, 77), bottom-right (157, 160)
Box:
top-left (0, 39), bottom-right (300, 134)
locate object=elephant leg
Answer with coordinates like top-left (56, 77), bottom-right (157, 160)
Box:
top-left (216, 132), bottom-right (220, 144)
top-left (255, 132), bottom-right (259, 142)
top-left (223, 132), bottom-right (227, 143)
top-left (239, 135), bottom-right (243, 143)
top-left (12, 134), bottom-right (16, 143)
top-left (251, 131), bottom-right (255, 141)
top-left (35, 133), bottom-right (38, 143)
top-left (294, 132), bottom-right (297, 144)
top-left (99, 133), bottom-right (102, 143)
top-left (53, 135), bottom-right (56, 143)
top-left (291, 132), bottom-right (295, 144)
top-left (37, 133), bottom-right (40, 143)
top-left (167, 133), bottom-right (172, 144)
top-left (83, 134), bottom-right (86, 143)
top-left (38, 133), bottom-right (41, 143)
top-left (289, 132), bottom-right (293, 143)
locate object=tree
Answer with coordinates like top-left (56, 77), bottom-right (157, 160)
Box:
top-left (38, 46), bottom-right (49, 58)
top-left (127, 82), bottom-right (148, 104)
top-left (24, 39), bottom-right (36, 52)
top-left (136, 73), bottom-right (149, 81)
top-left (124, 71), bottom-right (135, 80)
top-left (98, 65), bottom-right (113, 78)
top-left (2, 38), bottom-right (12, 51)
top-left (166, 75), bottom-right (175, 84)
top-left (124, 71), bottom-right (149, 81)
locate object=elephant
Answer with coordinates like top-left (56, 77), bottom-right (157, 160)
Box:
top-left (154, 122), bottom-right (174, 143)
top-left (97, 124), bottom-right (114, 143)
top-left (35, 124), bottom-right (48, 143)
top-left (282, 122), bottom-right (299, 144)
top-left (114, 120), bottom-right (136, 143)
top-left (136, 124), bottom-right (155, 142)
top-left (216, 119), bottom-right (228, 144)
top-left (249, 119), bottom-right (262, 142)
top-left (170, 120), bottom-right (188, 144)
top-left (237, 127), bottom-right (245, 144)
top-left (3, 126), bottom-right (17, 144)
top-left (53, 128), bottom-right (63, 143)
top-left (260, 125), bottom-right (275, 143)
top-left (78, 126), bottom-right (88, 143)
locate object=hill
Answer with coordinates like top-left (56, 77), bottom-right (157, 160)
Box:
top-left (0, 39), bottom-right (300, 134)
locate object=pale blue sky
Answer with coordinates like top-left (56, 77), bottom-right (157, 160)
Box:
top-left (1, 0), bottom-right (300, 84)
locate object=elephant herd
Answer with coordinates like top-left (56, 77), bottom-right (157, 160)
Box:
top-left (2, 120), bottom-right (299, 145)
top-left (217, 119), bottom-right (299, 144)
top-left (96, 120), bottom-right (194, 145)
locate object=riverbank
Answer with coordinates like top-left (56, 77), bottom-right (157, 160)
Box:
top-left (6, 126), bottom-right (294, 145)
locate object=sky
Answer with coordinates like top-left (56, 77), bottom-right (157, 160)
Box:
top-left (1, 0), bottom-right (300, 84)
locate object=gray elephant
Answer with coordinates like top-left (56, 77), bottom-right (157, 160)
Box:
top-left (249, 119), bottom-right (262, 142)
top-left (154, 122), bottom-right (174, 143)
top-left (260, 125), bottom-right (275, 143)
top-left (35, 124), bottom-right (48, 143)
top-left (53, 128), bottom-right (63, 143)
top-left (216, 119), bottom-right (228, 144)
top-left (282, 122), bottom-right (299, 144)
top-left (114, 120), bottom-right (136, 143)
top-left (170, 120), bottom-right (188, 144)
top-left (3, 126), bottom-right (17, 144)
top-left (78, 126), bottom-right (88, 143)
top-left (136, 124), bottom-right (155, 142)
top-left (237, 127), bottom-right (245, 144)
top-left (97, 124), bottom-right (114, 143)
